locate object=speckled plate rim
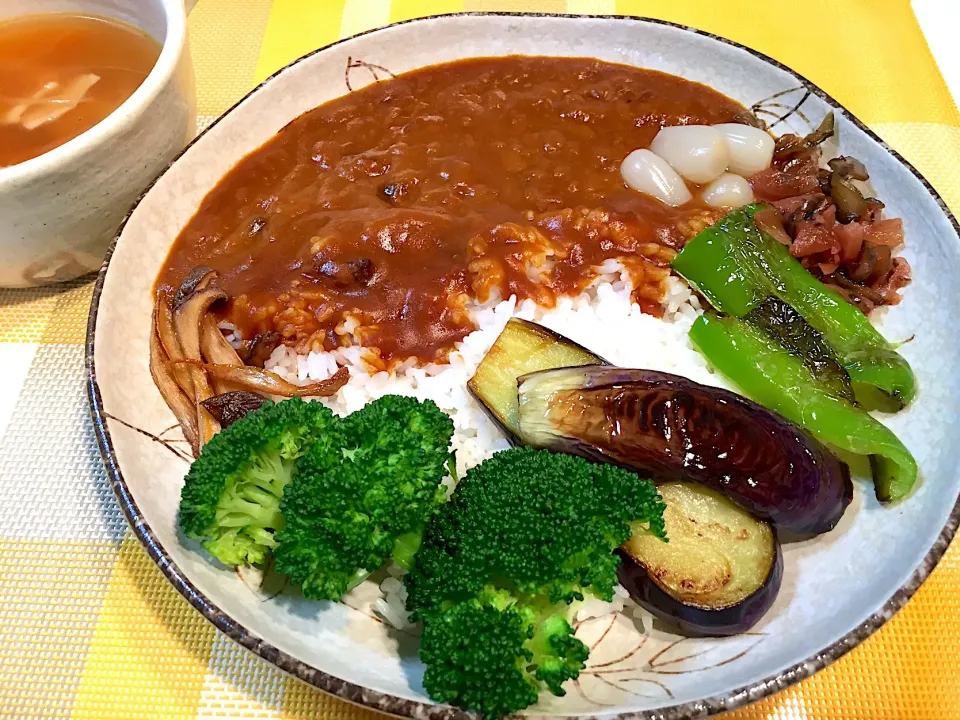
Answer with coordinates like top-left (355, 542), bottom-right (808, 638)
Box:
top-left (85, 12), bottom-right (960, 720)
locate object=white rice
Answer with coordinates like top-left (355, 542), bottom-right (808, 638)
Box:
top-left (374, 575), bottom-right (415, 631)
top-left (263, 268), bottom-right (733, 629)
top-left (573, 583), bottom-right (633, 623)
top-left (217, 320), bottom-right (243, 350)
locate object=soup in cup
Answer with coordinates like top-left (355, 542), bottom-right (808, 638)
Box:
top-left (0, 0), bottom-right (196, 287)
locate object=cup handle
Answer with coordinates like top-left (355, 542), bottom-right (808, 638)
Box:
top-left (184, 0), bottom-right (199, 13)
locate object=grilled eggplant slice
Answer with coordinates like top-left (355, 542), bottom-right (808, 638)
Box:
top-left (517, 365), bottom-right (851, 535)
top-left (618, 481), bottom-right (782, 637)
top-left (467, 318), bottom-right (605, 443)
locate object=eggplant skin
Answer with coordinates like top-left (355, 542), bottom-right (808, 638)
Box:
top-left (616, 543), bottom-right (783, 637)
top-left (518, 366), bottom-right (853, 535)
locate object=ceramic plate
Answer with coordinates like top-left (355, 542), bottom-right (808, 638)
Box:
top-left (87, 13), bottom-right (960, 719)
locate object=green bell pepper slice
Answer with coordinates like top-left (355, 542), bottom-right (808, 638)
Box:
top-left (689, 312), bottom-right (917, 503)
top-left (673, 204), bottom-right (915, 410)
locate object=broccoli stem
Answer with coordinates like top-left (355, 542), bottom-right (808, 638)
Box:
top-left (205, 456), bottom-right (295, 564)
top-left (521, 601), bottom-right (587, 696)
top-left (392, 530), bottom-right (424, 572)
top-left (346, 568), bottom-right (371, 593)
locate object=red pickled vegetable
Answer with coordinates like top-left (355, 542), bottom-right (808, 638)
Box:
top-left (750, 162), bottom-right (820, 201)
top-left (834, 221), bottom-right (865, 262)
top-left (791, 223), bottom-right (839, 258)
top-left (866, 218), bottom-right (904, 247)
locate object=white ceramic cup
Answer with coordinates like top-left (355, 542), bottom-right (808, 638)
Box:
top-left (0, 0), bottom-right (198, 287)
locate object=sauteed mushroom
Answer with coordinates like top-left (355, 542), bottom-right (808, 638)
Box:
top-left (173, 278), bottom-right (228, 446)
top-left (151, 266), bottom-right (351, 450)
top-left (183, 363), bottom-right (349, 398)
top-left (200, 314), bottom-right (244, 394)
top-left (149, 320), bottom-right (200, 453)
top-left (200, 391), bottom-right (266, 427)
top-left (155, 293), bottom-right (193, 397)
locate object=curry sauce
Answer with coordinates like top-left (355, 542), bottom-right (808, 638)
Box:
top-left (159, 57), bottom-right (745, 363)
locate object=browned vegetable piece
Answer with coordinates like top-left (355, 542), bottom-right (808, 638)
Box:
top-left (181, 362), bottom-right (350, 398)
top-left (194, 393), bottom-right (219, 447)
top-left (828, 156), bottom-right (869, 182)
top-left (173, 277), bottom-right (227, 447)
top-left (156, 293), bottom-right (193, 397)
top-left (617, 482), bottom-right (782, 637)
top-left (200, 314), bottom-right (243, 366)
top-left (808, 112), bottom-right (836, 144)
top-left (466, 318), bottom-right (606, 443)
top-left (200, 314), bottom-right (245, 394)
top-left (752, 208), bottom-right (792, 246)
top-left (175, 286), bottom-right (228, 361)
top-left (817, 167), bottom-right (833, 195)
top-left (863, 197), bottom-right (885, 222)
top-left (244, 331), bottom-right (282, 368)
top-left (830, 173), bottom-right (868, 223)
top-left (848, 243), bottom-right (886, 284)
top-left (773, 112), bottom-right (835, 163)
top-left (173, 265), bottom-right (215, 308)
top-left (200, 391), bottom-right (267, 427)
top-left (772, 135), bottom-right (802, 162)
top-left (149, 321), bottom-right (200, 454)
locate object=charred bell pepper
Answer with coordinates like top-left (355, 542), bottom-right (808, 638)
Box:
top-left (672, 204), bottom-right (915, 410)
top-left (745, 296), bottom-right (855, 403)
top-left (689, 312), bottom-right (917, 503)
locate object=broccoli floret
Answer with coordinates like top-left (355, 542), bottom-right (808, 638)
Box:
top-left (526, 610), bottom-right (590, 694)
top-left (420, 591), bottom-right (536, 719)
top-left (405, 447), bottom-right (665, 718)
top-left (274, 395), bottom-right (454, 600)
top-left (178, 397), bottom-right (337, 567)
top-left (420, 586), bottom-right (587, 717)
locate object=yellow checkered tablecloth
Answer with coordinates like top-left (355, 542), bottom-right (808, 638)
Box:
top-left (1, 0), bottom-right (959, 718)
